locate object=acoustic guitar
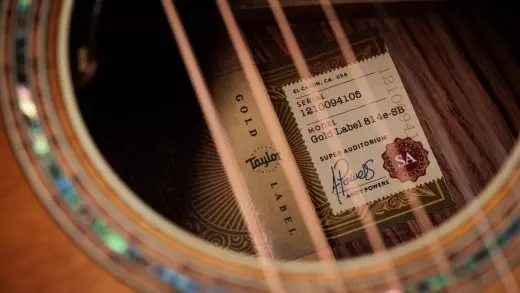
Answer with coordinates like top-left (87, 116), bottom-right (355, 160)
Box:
top-left (1, 0), bottom-right (519, 292)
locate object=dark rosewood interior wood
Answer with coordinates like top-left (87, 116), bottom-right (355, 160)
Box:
top-left (240, 0), bottom-right (520, 257)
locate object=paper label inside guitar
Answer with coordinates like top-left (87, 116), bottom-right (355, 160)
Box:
top-left (282, 52), bottom-right (448, 213)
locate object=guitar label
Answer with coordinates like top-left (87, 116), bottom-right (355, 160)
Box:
top-left (282, 52), bottom-right (446, 213)
top-left (209, 69), bottom-right (320, 260)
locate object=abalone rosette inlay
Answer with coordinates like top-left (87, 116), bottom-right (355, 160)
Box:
top-left (2, 1), bottom-right (520, 292)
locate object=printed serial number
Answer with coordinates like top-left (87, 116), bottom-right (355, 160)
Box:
top-left (299, 91), bottom-right (362, 117)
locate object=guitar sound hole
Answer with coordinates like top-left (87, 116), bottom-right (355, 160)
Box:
top-left (70, 0), bottom-right (519, 260)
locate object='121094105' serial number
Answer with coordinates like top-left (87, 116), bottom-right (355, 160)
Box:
top-left (299, 91), bottom-right (362, 117)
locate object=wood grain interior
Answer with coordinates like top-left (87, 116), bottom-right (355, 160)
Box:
top-left (242, 1), bottom-right (520, 257)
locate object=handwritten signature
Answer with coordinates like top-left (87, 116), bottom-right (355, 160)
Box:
top-left (331, 159), bottom-right (375, 204)
top-left (245, 151), bottom-right (280, 171)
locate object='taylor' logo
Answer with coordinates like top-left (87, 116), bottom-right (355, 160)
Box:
top-left (245, 146), bottom-right (280, 174)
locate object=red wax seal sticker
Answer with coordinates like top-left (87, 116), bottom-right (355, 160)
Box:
top-left (382, 137), bottom-right (430, 182)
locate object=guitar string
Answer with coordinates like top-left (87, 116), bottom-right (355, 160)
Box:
top-left (215, 1), bottom-right (347, 293)
top-left (273, 1), bottom-right (520, 291)
top-left (318, 1), bottom-right (458, 291)
top-left (371, 3), bottom-right (520, 292)
top-left (159, 1), bottom-right (286, 292)
top-left (266, 0), bottom-right (404, 291)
